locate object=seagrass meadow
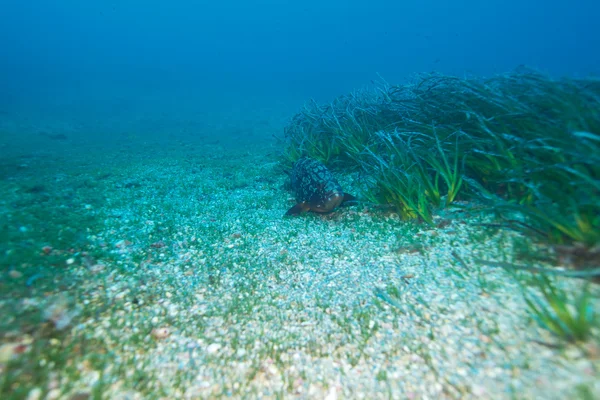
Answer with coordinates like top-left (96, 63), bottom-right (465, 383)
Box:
top-left (283, 68), bottom-right (600, 247)
top-left (1, 69), bottom-right (599, 399)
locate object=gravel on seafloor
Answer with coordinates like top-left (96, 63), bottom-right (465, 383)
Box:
top-left (0, 141), bottom-right (599, 400)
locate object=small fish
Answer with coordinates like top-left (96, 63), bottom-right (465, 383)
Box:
top-left (285, 157), bottom-right (357, 216)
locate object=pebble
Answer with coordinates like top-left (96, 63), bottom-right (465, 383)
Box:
top-left (0, 343), bottom-right (22, 363)
top-left (324, 387), bottom-right (338, 400)
top-left (151, 327), bottom-right (171, 340)
top-left (9, 270), bottom-right (22, 279)
top-left (206, 343), bottom-right (221, 354)
top-left (90, 264), bottom-right (106, 273)
top-left (46, 389), bottom-right (61, 400)
top-left (69, 391), bottom-right (91, 400)
top-left (26, 388), bottom-right (42, 400)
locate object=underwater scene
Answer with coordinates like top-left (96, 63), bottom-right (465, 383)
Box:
top-left (1, 1), bottom-right (599, 399)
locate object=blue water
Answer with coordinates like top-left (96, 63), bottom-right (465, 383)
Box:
top-left (0, 0), bottom-right (599, 144)
top-left (1, 2), bottom-right (599, 398)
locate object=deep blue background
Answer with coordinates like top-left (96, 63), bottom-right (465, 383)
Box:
top-left (1, 0), bottom-right (598, 140)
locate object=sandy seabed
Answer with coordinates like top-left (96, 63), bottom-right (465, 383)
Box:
top-left (0, 136), bottom-right (598, 400)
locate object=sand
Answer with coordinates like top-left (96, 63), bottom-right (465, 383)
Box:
top-left (0, 138), bottom-right (598, 399)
